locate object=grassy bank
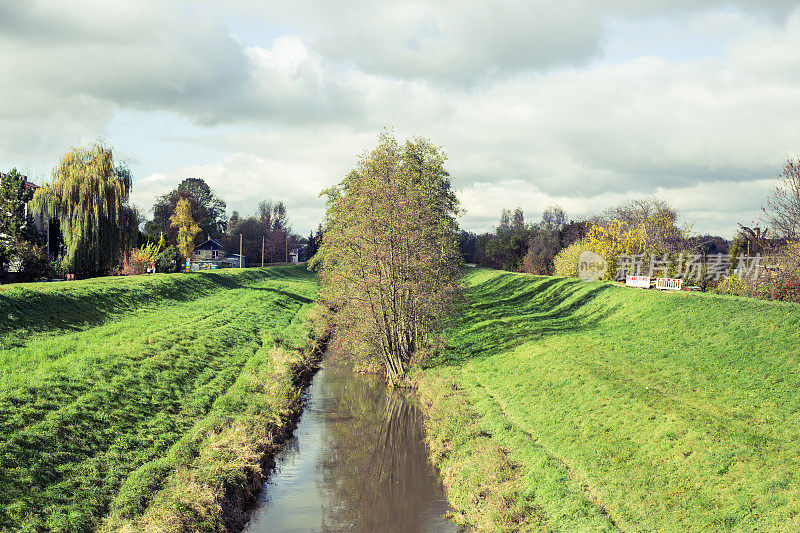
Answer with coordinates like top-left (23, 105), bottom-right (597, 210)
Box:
top-left (417, 268), bottom-right (800, 531)
top-left (0, 266), bottom-right (324, 532)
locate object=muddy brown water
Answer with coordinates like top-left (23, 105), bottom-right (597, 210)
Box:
top-left (243, 361), bottom-right (457, 532)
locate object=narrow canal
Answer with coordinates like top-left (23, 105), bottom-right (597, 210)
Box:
top-left (244, 361), bottom-right (457, 532)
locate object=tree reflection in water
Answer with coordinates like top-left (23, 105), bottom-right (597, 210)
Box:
top-left (243, 362), bottom-right (455, 533)
top-left (316, 365), bottom-right (454, 532)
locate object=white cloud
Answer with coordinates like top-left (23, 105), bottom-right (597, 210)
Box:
top-left (222, 0), bottom-right (799, 83)
top-left (2, 0), bottom-right (800, 238)
top-left (457, 177), bottom-right (775, 237)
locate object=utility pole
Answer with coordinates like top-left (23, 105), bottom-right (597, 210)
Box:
top-left (285, 231), bottom-right (288, 263)
top-left (239, 233), bottom-right (243, 268)
top-left (261, 235), bottom-right (265, 267)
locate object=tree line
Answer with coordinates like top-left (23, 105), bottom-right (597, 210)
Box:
top-left (458, 206), bottom-right (589, 273)
top-left (462, 157), bottom-right (800, 302)
top-left (0, 140), bottom-right (306, 280)
top-left (141, 177), bottom-right (301, 271)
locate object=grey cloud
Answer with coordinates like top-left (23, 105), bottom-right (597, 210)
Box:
top-left (224, 0), bottom-right (799, 85)
top-left (0, 2), bottom-right (244, 119)
top-left (0, 1), bottom-right (367, 132)
top-left (2, 0), bottom-right (800, 239)
top-left (312, 1), bottom-right (603, 84)
top-left (236, 0), bottom-right (604, 84)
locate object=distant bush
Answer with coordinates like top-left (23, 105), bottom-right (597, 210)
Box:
top-left (714, 274), bottom-right (750, 297)
top-left (765, 275), bottom-right (800, 302)
top-left (553, 241), bottom-right (592, 278)
top-left (13, 241), bottom-right (49, 282)
top-left (156, 245), bottom-right (180, 273)
top-left (715, 271), bottom-right (800, 304)
top-left (122, 239), bottom-right (167, 275)
top-left (715, 241), bottom-right (800, 302)
top-left (122, 251), bottom-right (150, 275)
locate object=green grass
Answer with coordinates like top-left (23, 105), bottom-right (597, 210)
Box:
top-left (0, 266), bottom-right (323, 532)
top-left (417, 268), bottom-right (800, 531)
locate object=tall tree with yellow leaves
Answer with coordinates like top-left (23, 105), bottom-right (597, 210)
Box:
top-left (170, 198), bottom-right (201, 261)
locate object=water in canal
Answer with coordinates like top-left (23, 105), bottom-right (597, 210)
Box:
top-left (244, 361), bottom-right (457, 533)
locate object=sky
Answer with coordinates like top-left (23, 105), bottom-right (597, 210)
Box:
top-left (2, 1), bottom-right (800, 238)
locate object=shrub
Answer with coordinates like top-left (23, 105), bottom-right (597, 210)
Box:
top-left (48, 259), bottom-right (67, 279)
top-left (156, 246), bottom-right (180, 273)
top-left (712, 240), bottom-right (800, 302)
top-left (764, 275), bottom-right (800, 303)
top-left (122, 239), bottom-right (167, 275)
top-left (14, 241), bottom-right (49, 282)
top-left (553, 241), bottom-right (593, 278)
top-left (122, 250), bottom-right (150, 275)
top-left (714, 274), bottom-right (749, 297)
top-left (715, 271), bottom-right (800, 303)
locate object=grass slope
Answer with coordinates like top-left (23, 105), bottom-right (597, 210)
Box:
top-left (0, 266), bottom-right (323, 532)
top-left (417, 268), bottom-right (800, 531)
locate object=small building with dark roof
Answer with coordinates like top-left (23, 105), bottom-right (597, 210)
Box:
top-left (192, 238), bottom-right (225, 261)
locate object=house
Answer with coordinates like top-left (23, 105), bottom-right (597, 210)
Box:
top-left (192, 238), bottom-right (225, 261)
top-left (0, 172), bottom-right (60, 261)
top-left (190, 238), bottom-right (244, 270)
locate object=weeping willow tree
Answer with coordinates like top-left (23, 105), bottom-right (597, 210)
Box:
top-left (32, 141), bottom-right (137, 274)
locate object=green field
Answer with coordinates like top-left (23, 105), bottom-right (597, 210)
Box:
top-left (417, 268), bottom-right (800, 531)
top-left (0, 266), bottom-right (323, 532)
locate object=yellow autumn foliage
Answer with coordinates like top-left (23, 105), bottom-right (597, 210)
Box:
top-left (170, 198), bottom-right (201, 260)
top-left (583, 218), bottom-right (647, 280)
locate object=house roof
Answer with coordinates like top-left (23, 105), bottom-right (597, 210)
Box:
top-left (193, 238), bottom-right (224, 251)
top-left (0, 172), bottom-right (37, 191)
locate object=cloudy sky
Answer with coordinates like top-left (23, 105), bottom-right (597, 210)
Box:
top-left (2, 0), bottom-right (800, 237)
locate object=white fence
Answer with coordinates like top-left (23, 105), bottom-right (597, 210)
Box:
top-left (625, 275), bottom-right (650, 289)
top-left (655, 277), bottom-right (683, 291)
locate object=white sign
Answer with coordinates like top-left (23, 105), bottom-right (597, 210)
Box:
top-left (656, 278), bottom-right (682, 291)
top-left (626, 275), bottom-right (650, 289)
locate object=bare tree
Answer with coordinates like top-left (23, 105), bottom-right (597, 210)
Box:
top-left (763, 157), bottom-right (800, 241)
top-left (602, 197), bottom-right (684, 253)
top-left (511, 207), bottom-right (525, 231)
top-left (499, 208), bottom-right (511, 229)
top-left (541, 206), bottom-right (566, 232)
